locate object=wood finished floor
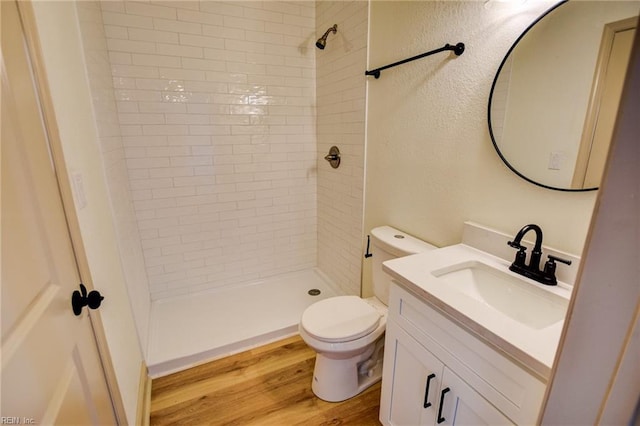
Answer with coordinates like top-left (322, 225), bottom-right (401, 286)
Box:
top-left (150, 335), bottom-right (382, 425)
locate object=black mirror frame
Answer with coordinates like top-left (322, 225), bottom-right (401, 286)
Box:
top-left (487, 0), bottom-right (599, 193)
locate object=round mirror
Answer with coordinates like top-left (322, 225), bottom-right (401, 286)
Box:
top-left (488, 0), bottom-right (638, 191)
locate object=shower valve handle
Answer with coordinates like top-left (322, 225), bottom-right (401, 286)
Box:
top-left (324, 146), bottom-right (341, 169)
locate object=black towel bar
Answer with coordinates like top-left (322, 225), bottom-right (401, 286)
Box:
top-left (365, 42), bottom-right (465, 79)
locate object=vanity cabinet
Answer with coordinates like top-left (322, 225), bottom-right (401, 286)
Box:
top-left (380, 283), bottom-right (546, 426)
top-left (383, 321), bottom-right (512, 425)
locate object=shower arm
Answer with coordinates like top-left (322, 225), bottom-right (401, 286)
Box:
top-left (365, 42), bottom-right (465, 79)
top-left (320, 25), bottom-right (337, 40)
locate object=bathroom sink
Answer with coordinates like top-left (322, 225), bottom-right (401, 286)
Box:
top-left (431, 260), bottom-right (568, 329)
top-left (382, 243), bottom-right (573, 374)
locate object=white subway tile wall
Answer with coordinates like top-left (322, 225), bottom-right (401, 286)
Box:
top-left (101, 1), bottom-right (318, 299)
top-left (316, 2), bottom-right (368, 295)
top-left (76, 2), bottom-right (152, 351)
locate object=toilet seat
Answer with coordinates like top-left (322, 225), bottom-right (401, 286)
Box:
top-left (301, 296), bottom-right (381, 343)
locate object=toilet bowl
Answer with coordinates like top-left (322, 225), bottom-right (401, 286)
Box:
top-left (299, 295), bottom-right (387, 402)
top-left (299, 226), bottom-right (436, 402)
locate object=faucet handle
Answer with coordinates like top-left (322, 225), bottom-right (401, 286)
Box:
top-left (507, 240), bottom-right (525, 249)
top-left (508, 242), bottom-right (527, 268)
top-left (547, 254), bottom-right (572, 265)
top-left (542, 255), bottom-right (572, 285)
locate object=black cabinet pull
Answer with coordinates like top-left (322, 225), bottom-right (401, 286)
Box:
top-left (423, 373), bottom-right (436, 408)
top-left (437, 387), bottom-right (450, 424)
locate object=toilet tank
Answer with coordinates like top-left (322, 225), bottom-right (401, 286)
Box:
top-left (370, 226), bottom-right (437, 305)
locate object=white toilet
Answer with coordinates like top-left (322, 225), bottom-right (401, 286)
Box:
top-left (299, 225), bottom-right (436, 402)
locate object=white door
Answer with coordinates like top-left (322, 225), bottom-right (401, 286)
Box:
top-left (1, 1), bottom-right (117, 424)
top-left (582, 26), bottom-right (636, 188)
top-left (572, 18), bottom-right (637, 189)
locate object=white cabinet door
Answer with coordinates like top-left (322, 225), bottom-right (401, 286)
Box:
top-left (381, 321), bottom-right (514, 426)
top-left (438, 368), bottom-right (513, 426)
top-left (381, 322), bottom-right (444, 426)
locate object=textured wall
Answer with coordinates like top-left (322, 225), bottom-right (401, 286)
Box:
top-left (76, 1), bottom-right (151, 356)
top-left (101, 1), bottom-right (317, 299)
top-left (316, 1), bottom-right (368, 296)
top-left (362, 1), bottom-right (598, 296)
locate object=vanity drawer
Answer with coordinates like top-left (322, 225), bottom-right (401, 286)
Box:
top-left (388, 282), bottom-right (546, 425)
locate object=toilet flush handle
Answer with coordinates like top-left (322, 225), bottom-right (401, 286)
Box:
top-left (364, 235), bottom-right (373, 258)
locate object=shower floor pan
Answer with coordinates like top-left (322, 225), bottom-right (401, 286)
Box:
top-left (147, 268), bottom-right (340, 377)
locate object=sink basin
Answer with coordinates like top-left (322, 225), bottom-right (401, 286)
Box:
top-left (431, 260), bottom-right (568, 329)
top-left (382, 243), bottom-right (574, 375)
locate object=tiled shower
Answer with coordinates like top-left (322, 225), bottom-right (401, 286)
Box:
top-left (105, 1), bottom-right (319, 299)
top-left (77, 1), bottom-right (368, 374)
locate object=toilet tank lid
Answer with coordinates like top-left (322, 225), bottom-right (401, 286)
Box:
top-left (370, 226), bottom-right (437, 256)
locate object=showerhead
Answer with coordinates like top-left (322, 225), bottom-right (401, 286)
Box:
top-left (316, 24), bottom-right (337, 50)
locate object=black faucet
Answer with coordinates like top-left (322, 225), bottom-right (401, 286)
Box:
top-left (507, 224), bottom-right (571, 286)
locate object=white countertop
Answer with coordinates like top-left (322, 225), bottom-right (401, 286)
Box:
top-left (383, 244), bottom-right (572, 379)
